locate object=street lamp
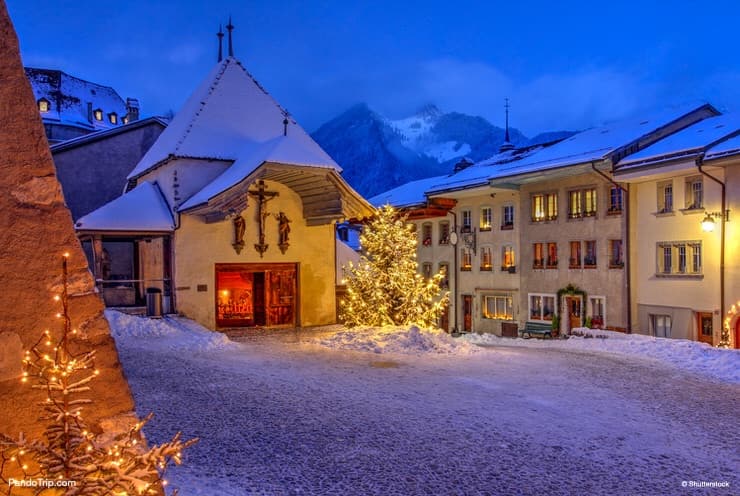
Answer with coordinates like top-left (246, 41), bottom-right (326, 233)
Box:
top-left (701, 211), bottom-right (729, 232)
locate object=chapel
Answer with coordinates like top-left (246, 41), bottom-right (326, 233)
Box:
top-left (76, 27), bottom-right (372, 329)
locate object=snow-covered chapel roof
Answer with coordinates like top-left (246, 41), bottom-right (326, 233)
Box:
top-left (127, 57), bottom-right (339, 181)
top-left (75, 182), bottom-right (174, 233)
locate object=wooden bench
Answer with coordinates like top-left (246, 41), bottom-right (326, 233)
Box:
top-left (518, 321), bottom-right (554, 339)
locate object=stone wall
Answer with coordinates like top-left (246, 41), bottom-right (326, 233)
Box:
top-left (0, 0), bottom-right (135, 441)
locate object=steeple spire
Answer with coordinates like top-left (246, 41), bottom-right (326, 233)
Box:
top-left (226, 16), bottom-right (234, 57)
top-left (217, 25), bottom-right (224, 62)
top-left (499, 98), bottom-right (515, 152)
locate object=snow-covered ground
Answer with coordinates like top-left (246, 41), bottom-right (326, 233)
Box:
top-left (462, 328), bottom-right (740, 384)
top-left (108, 311), bottom-right (738, 496)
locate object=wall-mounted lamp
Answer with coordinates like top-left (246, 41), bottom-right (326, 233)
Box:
top-left (701, 210), bottom-right (730, 232)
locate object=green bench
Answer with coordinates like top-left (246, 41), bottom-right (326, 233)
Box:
top-left (518, 321), bottom-right (554, 339)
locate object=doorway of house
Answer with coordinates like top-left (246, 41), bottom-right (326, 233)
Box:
top-left (462, 295), bottom-right (472, 332)
top-left (215, 263), bottom-right (297, 328)
top-left (439, 303), bottom-right (449, 332)
top-left (697, 312), bottom-right (713, 345)
top-left (565, 296), bottom-right (582, 333)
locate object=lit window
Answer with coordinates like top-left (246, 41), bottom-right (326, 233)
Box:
top-left (439, 221), bottom-right (450, 245)
top-left (38, 98), bottom-right (50, 113)
top-left (546, 242), bottom-right (558, 268)
top-left (569, 240), bottom-right (582, 268)
top-left (93, 109), bottom-right (103, 121)
top-left (480, 246), bottom-right (492, 271)
top-left (568, 190), bottom-right (582, 218)
top-left (533, 243), bottom-right (545, 269)
top-left (530, 293), bottom-right (556, 321)
top-left (656, 241), bottom-right (702, 275)
top-left (483, 294), bottom-right (513, 320)
top-left (480, 207), bottom-right (492, 231)
top-left (532, 193), bottom-right (557, 221)
top-left (657, 181), bottom-right (673, 213)
top-left (501, 245), bottom-right (515, 271)
top-left (461, 248), bottom-right (472, 271)
top-left (461, 210), bottom-right (472, 232)
top-left (589, 297), bottom-right (606, 328)
top-left (108, 112), bottom-right (118, 124)
top-left (502, 205), bottom-right (514, 229)
top-left (685, 177), bottom-right (703, 209)
top-left (608, 186), bottom-right (623, 214)
top-left (422, 222), bottom-right (433, 247)
top-left (568, 188), bottom-right (596, 218)
top-left (609, 239), bottom-right (624, 268)
top-left (584, 240), bottom-right (597, 267)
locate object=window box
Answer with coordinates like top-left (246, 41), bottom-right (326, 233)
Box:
top-left (609, 262), bottom-right (624, 269)
top-left (423, 237), bottom-right (432, 246)
top-left (533, 259), bottom-right (545, 269)
top-left (606, 207), bottom-right (622, 216)
top-left (501, 223), bottom-right (514, 230)
top-left (501, 265), bottom-right (516, 273)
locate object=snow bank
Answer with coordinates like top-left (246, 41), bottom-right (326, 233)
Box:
top-left (463, 328), bottom-right (740, 383)
top-left (105, 310), bottom-right (235, 352)
top-left (313, 325), bottom-right (478, 355)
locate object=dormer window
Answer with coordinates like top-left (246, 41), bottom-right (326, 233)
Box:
top-left (108, 112), bottom-right (118, 124)
top-left (38, 98), bottom-right (50, 113)
top-left (93, 109), bottom-right (103, 121)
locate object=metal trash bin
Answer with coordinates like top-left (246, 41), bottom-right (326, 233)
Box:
top-left (145, 287), bottom-right (163, 318)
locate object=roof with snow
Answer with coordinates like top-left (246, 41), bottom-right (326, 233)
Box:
top-left (616, 113), bottom-right (740, 169)
top-left (369, 175), bottom-right (449, 208)
top-left (75, 182), bottom-right (174, 233)
top-left (50, 116), bottom-right (169, 153)
top-left (705, 133), bottom-right (740, 161)
top-left (25, 67), bottom-right (128, 131)
top-left (484, 103), bottom-right (717, 185)
top-left (127, 57), bottom-right (339, 181)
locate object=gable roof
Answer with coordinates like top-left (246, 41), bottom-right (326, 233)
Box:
top-left (616, 113), bottom-right (740, 170)
top-left (704, 133), bottom-right (740, 162)
top-left (75, 182), bottom-right (174, 233)
top-left (368, 175), bottom-right (449, 209)
top-left (127, 57), bottom-right (338, 181)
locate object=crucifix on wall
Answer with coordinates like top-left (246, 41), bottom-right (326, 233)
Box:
top-left (248, 180), bottom-right (278, 257)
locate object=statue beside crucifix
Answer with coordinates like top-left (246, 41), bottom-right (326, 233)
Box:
top-left (232, 213), bottom-right (246, 254)
top-left (248, 180), bottom-right (278, 257)
top-left (274, 211), bottom-right (291, 254)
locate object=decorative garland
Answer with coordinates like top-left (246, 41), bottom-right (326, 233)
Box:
top-left (556, 283), bottom-right (588, 322)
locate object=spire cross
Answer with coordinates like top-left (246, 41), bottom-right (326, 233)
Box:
top-left (226, 16), bottom-right (234, 57)
top-left (217, 25), bottom-right (224, 62)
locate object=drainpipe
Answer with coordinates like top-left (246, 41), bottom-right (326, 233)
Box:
top-left (447, 209), bottom-right (459, 334)
top-left (696, 157), bottom-right (727, 346)
top-left (591, 163), bottom-right (632, 332)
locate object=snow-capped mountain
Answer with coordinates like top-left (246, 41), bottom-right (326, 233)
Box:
top-left (312, 103), bottom-right (549, 198)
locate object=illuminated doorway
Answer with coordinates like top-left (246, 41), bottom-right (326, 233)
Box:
top-left (215, 263), bottom-right (297, 328)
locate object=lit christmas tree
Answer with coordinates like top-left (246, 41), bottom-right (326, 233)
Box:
top-left (341, 205), bottom-right (449, 328)
top-left (0, 253), bottom-right (196, 495)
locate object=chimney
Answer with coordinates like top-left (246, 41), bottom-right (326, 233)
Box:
top-left (87, 102), bottom-right (93, 123)
top-left (454, 157), bottom-right (474, 173)
top-left (125, 98), bottom-right (140, 122)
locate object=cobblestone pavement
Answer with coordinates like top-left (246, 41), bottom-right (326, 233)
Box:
top-left (118, 329), bottom-right (739, 496)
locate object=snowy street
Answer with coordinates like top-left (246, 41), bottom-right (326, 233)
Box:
top-left (108, 312), bottom-right (738, 496)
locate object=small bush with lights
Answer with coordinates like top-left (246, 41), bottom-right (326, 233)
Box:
top-left (0, 254), bottom-right (196, 495)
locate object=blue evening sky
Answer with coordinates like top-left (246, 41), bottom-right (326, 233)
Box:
top-left (7, 0), bottom-right (740, 136)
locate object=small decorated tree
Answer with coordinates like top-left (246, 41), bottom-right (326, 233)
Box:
top-left (0, 253), bottom-right (196, 495)
top-left (341, 205), bottom-right (449, 328)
